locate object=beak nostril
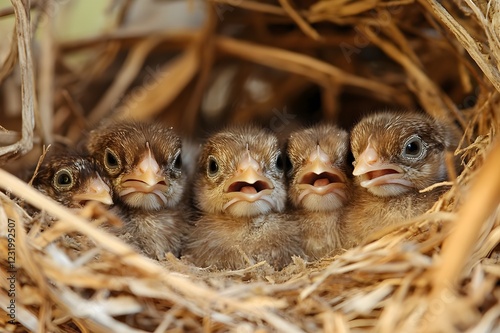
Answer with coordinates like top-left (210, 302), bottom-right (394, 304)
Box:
top-left (364, 145), bottom-right (379, 164)
top-left (238, 151), bottom-right (261, 172)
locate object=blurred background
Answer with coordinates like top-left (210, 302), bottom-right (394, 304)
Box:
top-left (0, 0), bottom-right (492, 171)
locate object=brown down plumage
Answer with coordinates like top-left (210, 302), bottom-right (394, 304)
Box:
top-left (286, 124), bottom-right (352, 260)
top-left (342, 111), bottom-right (461, 247)
top-left (86, 120), bottom-right (190, 260)
top-left (184, 125), bottom-right (306, 270)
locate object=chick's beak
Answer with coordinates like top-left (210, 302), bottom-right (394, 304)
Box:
top-left (353, 142), bottom-right (413, 188)
top-left (73, 174), bottom-right (113, 206)
top-left (119, 148), bottom-right (168, 197)
top-left (296, 145), bottom-right (347, 203)
top-left (223, 149), bottom-right (274, 211)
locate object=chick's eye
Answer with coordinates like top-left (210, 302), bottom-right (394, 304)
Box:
top-left (173, 152), bottom-right (182, 170)
top-left (104, 148), bottom-right (120, 169)
top-left (275, 152), bottom-right (284, 172)
top-left (207, 156), bottom-right (219, 176)
top-left (402, 135), bottom-right (426, 159)
top-left (285, 155), bottom-right (293, 174)
top-left (54, 169), bottom-right (73, 189)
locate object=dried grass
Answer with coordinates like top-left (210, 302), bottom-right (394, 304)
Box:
top-left (1, 0), bottom-right (500, 332)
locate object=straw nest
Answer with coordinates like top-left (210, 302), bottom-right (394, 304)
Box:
top-left (1, 0), bottom-right (499, 332)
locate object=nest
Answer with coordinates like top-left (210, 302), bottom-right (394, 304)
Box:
top-left (1, 0), bottom-right (500, 332)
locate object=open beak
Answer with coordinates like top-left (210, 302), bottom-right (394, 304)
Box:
top-left (73, 174), bottom-right (113, 206)
top-left (222, 149), bottom-right (274, 211)
top-left (353, 143), bottom-right (413, 188)
top-left (119, 146), bottom-right (168, 201)
top-left (296, 145), bottom-right (347, 203)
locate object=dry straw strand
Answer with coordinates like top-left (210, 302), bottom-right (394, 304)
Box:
top-left (433, 137), bottom-right (500, 292)
top-left (1, 0), bottom-right (500, 331)
top-left (0, 0), bottom-right (34, 160)
top-left (422, 0), bottom-right (500, 93)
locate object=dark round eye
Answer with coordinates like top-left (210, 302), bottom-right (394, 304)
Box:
top-left (402, 135), bottom-right (426, 159)
top-left (207, 155), bottom-right (219, 176)
top-left (173, 151), bottom-right (182, 170)
top-left (104, 148), bottom-right (120, 170)
top-left (285, 155), bottom-right (293, 174)
top-left (275, 152), bottom-right (284, 171)
top-left (54, 169), bottom-right (73, 189)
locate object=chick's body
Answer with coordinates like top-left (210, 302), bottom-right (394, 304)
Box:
top-left (343, 111), bottom-right (460, 247)
top-left (86, 120), bottom-right (189, 259)
top-left (185, 126), bottom-right (305, 270)
top-left (32, 151), bottom-right (113, 208)
top-left (287, 125), bottom-right (352, 259)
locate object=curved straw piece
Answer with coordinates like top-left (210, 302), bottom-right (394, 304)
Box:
top-left (432, 138), bottom-right (500, 294)
top-left (0, 0), bottom-right (35, 160)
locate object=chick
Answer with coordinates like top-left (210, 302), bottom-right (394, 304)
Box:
top-left (86, 120), bottom-right (189, 259)
top-left (286, 125), bottom-right (352, 259)
top-left (343, 111), bottom-right (460, 247)
top-left (32, 151), bottom-right (113, 208)
top-left (184, 125), bottom-right (305, 270)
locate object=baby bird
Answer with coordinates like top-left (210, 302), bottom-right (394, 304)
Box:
top-left (287, 125), bottom-right (352, 260)
top-left (86, 120), bottom-right (189, 259)
top-left (343, 111), bottom-right (460, 247)
top-left (184, 125), bottom-right (305, 270)
top-left (32, 151), bottom-right (113, 208)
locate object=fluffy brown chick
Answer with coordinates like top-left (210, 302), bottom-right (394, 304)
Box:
top-left (343, 111), bottom-right (460, 247)
top-left (86, 120), bottom-right (189, 260)
top-left (287, 124), bottom-right (352, 260)
top-left (32, 151), bottom-right (113, 208)
top-left (184, 125), bottom-right (305, 270)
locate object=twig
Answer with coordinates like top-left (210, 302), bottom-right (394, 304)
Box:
top-left (28, 144), bottom-right (51, 186)
top-left (421, 0), bottom-right (500, 94)
top-left (362, 24), bottom-right (466, 127)
top-left (114, 43), bottom-right (200, 121)
top-left (278, 0), bottom-right (321, 40)
top-left (433, 137), bottom-right (500, 292)
top-left (87, 37), bottom-right (162, 126)
top-left (0, 0), bottom-right (35, 159)
top-left (215, 36), bottom-right (407, 105)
